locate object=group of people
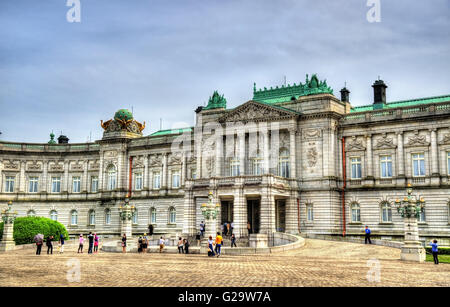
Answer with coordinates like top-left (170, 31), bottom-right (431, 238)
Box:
top-left (137, 234), bottom-right (149, 253)
top-left (35, 234), bottom-right (65, 255)
top-left (177, 237), bottom-right (190, 254)
top-left (207, 232), bottom-right (223, 257)
top-left (78, 232), bottom-right (100, 254)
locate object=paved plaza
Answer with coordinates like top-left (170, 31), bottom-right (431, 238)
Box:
top-left (0, 239), bottom-right (448, 287)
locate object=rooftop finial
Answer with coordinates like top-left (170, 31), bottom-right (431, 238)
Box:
top-left (253, 82), bottom-right (256, 93)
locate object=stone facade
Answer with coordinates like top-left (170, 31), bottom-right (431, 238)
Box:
top-left (1, 76), bottom-right (450, 243)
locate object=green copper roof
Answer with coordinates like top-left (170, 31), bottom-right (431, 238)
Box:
top-left (351, 95), bottom-right (450, 112)
top-left (150, 127), bottom-right (193, 137)
top-left (48, 132), bottom-right (56, 144)
top-left (253, 74), bottom-right (333, 104)
top-left (203, 91), bottom-right (227, 110)
top-left (114, 109), bottom-right (133, 121)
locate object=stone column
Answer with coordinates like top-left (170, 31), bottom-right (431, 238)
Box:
top-left (289, 128), bottom-right (297, 179)
top-left (181, 154), bottom-right (187, 186)
top-left (285, 195), bottom-right (299, 234)
top-left (162, 153), bottom-right (168, 189)
top-left (215, 133), bottom-right (223, 177)
top-left (143, 155), bottom-right (149, 190)
top-left (82, 160), bottom-right (88, 192)
top-left (233, 182), bottom-right (247, 238)
top-left (365, 134), bottom-right (373, 182)
top-left (430, 129), bottom-right (440, 186)
top-left (196, 135), bottom-right (202, 179)
top-left (263, 127), bottom-right (270, 174)
top-left (63, 161), bottom-right (69, 192)
top-left (259, 184), bottom-right (275, 235)
top-left (0, 203), bottom-right (17, 252)
top-left (98, 154), bottom-right (104, 192)
top-left (401, 216), bottom-right (426, 262)
top-left (41, 161), bottom-right (48, 193)
top-left (19, 161), bottom-right (26, 193)
top-left (182, 189), bottom-right (196, 236)
top-left (238, 131), bottom-right (246, 175)
top-left (396, 132), bottom-right (405, 186)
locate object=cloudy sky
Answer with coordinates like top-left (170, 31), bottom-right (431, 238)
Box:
top-left (1, 0), bottom-right (449, 143)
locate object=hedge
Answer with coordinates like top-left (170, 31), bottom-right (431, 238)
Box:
top-left (425, 246), bottom-right (450, 255)
top-left (0, 216), bottom-right (68, 245)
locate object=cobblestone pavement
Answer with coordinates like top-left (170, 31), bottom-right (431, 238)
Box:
top-left (0, 239), bottom-right (448, 287)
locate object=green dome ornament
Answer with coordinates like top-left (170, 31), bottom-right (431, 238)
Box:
top-left (114, 109), bottom-right (133, 122)
top-left (48, 132), bottom-right (56, 144)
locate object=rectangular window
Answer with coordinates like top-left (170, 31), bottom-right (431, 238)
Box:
top-left (418, 210), bottom-right (426, 223)
top-left (28, 177), bottom-right (39, 193)
top-left (380, 155), bottom-right (392, 178)
top-left (153, 172), bottom-right (161, 189)
top-left (191, 169), bottom-right (197, 180)
top-left (253, 158), bottom-right (263, 175)
top-left (351, 157), bottom-right (362, 179)
top-left (5, 176), bottom-right (15, 193)
top-left (91, 176), bottom-right (98, 192)
top-left (306, 205), bottom-right (314, 222)
top-left (72, 176), bottom-right (81, 193)
top-left (51, 177), bottom-right (61, 193)
top-left (230, 158), bottom-right (240, 177)
top-left (135, 172), bottom-right (143, 190)
top-left (447, 152), bottom-right (450, 176)
top-left (412, 153), bottom-right (425, 177)
top-left (172, 171), bottom-right (180, 188)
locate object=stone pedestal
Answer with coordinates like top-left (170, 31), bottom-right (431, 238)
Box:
top-left (0, 222), bottom-right (15, 252)
top-left (199, 238), bottom-right (210, 255)
top-left (120, 219), bottom-right (132, 238)
top-left (249, 234), bottom-right (268, 248)
top-left (400, 217), bottom-right (425, 262)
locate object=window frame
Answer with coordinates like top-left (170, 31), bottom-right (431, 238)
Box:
top-left (107, 165), bottom-right (117, 191)
top-left (412, 152), bottom-right (426, 177)
top-left (351, 203), bottom-right (361, 223)
top-left (72, 176), bottom-right (81, 193)
top-left (380, 155), bottom-right (393, 178)
top-left (28, 176), bottom-right (39, 193)
top-left (153, 171), bottom-right (161, 189)
top-left (50, 210), bottom-right (58, 221)
top-left (51, 176), bottom-right (61, 193)
top-left (168, 207), bottom-right (176, 224)
top-left (134, 172), bottom-right (143, 190)
top-left (380, 202), bottom-right (392, 223)
top-left (91, 176), bottom-right (99, 193)
top-left (350, 157), bottom-right (362, 179)
top-left (172, 170), bottom-right (180, 189)
top-left (70, 210), bottom-right (78, 225)
top-left (5, 176), bottom-right (15, 193)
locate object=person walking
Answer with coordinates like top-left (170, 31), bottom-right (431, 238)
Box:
top-left (184, 238), bottom-right (190, 254)
top-left (215, 232), bottom-right (223, 257)
top-left (247, 221), bottom-right (251, 236)
top-left (121, 234), bottom-right (127, 253)
top-left (148, 224), bottom-right (154, 236)
top-left (46, 235), bottom-right (53, 255)
top-left (58, 233), bottom-right (65, 254)
top-left (231, 233), bottom-right (237, 248)
top-left (93, 233), bottom-right (99, 253)
top-left (430, 239), bottom-right (439, 265)
top-left (200, 221), bottom-right (205, 238)
top-left (77, 234), bottom-right (84, 253)
top-left (208, 235), bottom-right (215, 257)
top-left (364, 226), bottom-right (372, 244)
top-left (142, 234), bottom-right (148, 254)
top-left (35, 235), bottom-right (43, 255)
top-left (226, 222), bottom-right (231, 237)
top-left (138, 236), bottom-right (143, 253)
top-left (88, 232), bottom-right (94, 254)
top-left (178, 237), bottom-right (184, 254)
top-left (159, 236), bottom-right (165, 253)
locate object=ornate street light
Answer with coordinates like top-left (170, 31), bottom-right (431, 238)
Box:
top-left (0, 201), bottom-right (18, 251)
top-left (201, 192), bottom-right (220, 220)
top-left (1, 201), bottom-right (17, 224)
top-left (118, 195), bottom-right (136, 221)
top-left (394, 184), bottom-right (426, 262)
top-left (394, 184), bottom-right (425, 219)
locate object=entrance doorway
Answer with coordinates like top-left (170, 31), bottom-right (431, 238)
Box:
top-left (221, 200), bottom-right (233, 227)
top-left (275, 199), bottom-right (286, 232)
top-left (247, 199), bottom-right (260, 235)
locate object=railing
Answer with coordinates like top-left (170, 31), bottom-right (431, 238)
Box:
top-left (0, 141), bottom-right (100, 152)
top-left (341, 101), bottom-right (450, 125)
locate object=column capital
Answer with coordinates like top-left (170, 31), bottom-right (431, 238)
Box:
top-left (395, 131), bottom-right (404, 136)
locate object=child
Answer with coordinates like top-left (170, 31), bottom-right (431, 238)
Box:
top-left (430, 239), bottom-right (439, 265)
top-left (94, 233), bottom-right (99, 253)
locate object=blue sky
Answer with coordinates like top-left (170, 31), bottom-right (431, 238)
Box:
top-left (1, 0), bottom-right (449, 143)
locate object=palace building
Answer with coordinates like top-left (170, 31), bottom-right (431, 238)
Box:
top-left (1, 74), bottom-right (450, 244)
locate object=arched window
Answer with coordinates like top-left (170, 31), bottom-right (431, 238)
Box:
top-left (380, 202), bottom-right (392, 223)
top-left (279, 148), bottom-right (290, 178)
top-left (350, 203), bottom-right (361, 223)
top-left (70, 210), bottom-right (78, 225)
top-left (105, 209), bottom-right (111, 225)
top-left (50, 210), bottom-right (58, 221)
top-left (88, 210), bottom-right (96, 225)
top-left (132, 209), bottom-right (138, 225)
top-left (27, 210), bottom-right (36, 217)
top-left (168, 207), bottom-right (176, 224)
top-left (107, 165), bottom-right (117, 191)
top-left (150, 207), bottom-right (157, 224)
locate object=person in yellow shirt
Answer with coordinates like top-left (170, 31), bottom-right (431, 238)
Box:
top-left (215, 232), bottom-right (223, 257)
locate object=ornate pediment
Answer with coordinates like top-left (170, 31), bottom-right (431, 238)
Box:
top-left (218, 101), bottom-right (299, 123)
top-left (27, 161), bottom-right (42, 171)
top-left (149, 155), bottom-right (162, 166)
top-left (374, 134), bottom-right (396, 150)
top-left (133, 156), bottom-right (145, 168)
top-left (406, 134), bottom-right (429, 147)
top-left (3, 160), bottom-right (19, 170)
top-left (346, 136), bottom-right (365, 151)
top-left (169, 154), bottom-right (182, 165)
top-left (71, 161), bottom-right (83, 171)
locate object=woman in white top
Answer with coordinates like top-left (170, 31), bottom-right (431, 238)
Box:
top-left (177, 237), bottom-right (184, 254)
top-left (207, 236), bottom-right (215, 256)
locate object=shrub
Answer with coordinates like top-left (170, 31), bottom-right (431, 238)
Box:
top-left (425, 246), bottom-right (450, 255)
top-left (0, 217), bottom-right (68, 245)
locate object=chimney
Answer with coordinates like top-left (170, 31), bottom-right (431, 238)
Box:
top-left (372, 79), bottom-right (388, 109)
top-left (58, 135), bottom-right (69, 144)
top-left (340, 87), bottom-right (350, 103)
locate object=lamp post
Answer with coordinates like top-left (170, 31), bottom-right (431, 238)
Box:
top-left (118, 195), bottom-right (136, 239)
top-left (200, 191), bottom-right (221, 253)
top-left (394, 184), bottom-right (426, 262)
top-left (0, 201), bottom-right (18, 252)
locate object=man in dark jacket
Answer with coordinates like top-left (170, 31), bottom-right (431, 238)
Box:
top-left (46, 235), bottom-right (53, 254)
top-left (365, 226), bottom-right (372, 244)
top-left (88, 232), bottom-right (94, 254)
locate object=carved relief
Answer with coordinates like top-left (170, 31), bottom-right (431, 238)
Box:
top-left (303, 128), bottom-right (321, 140)
top-left (150, 155), bottom-right (162, 166)
top-left (90, 161), bottom-right (100, 170)
top-left (49, 162), bottom-right (64, 172)
top-left (27, 161), bottom-right (42, 171)
top-left (169, 153), bottom-right (182, 165)
top-left (105, 150), bottom-right (118, 158)
top-left (71, 161), bottom-right (83, 171)
top-left (205, 156), bottom-right (215, 177)
top-left (439, 133), bottom-right (450, 145)
top-left (3, 160), bottom-right (19, 170)
top-left (374, 134), bottom-right (396, 149)
top-left (219, 101), bottom-right (297, 123)
top-left (133, 156), bottom-right (145, 168)
top-left (307, 147), bottom-right (318, 167)
top-left (346, 136), bottom-right (365, 151)
top-left (406, 134), bottom-right (429, 147)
